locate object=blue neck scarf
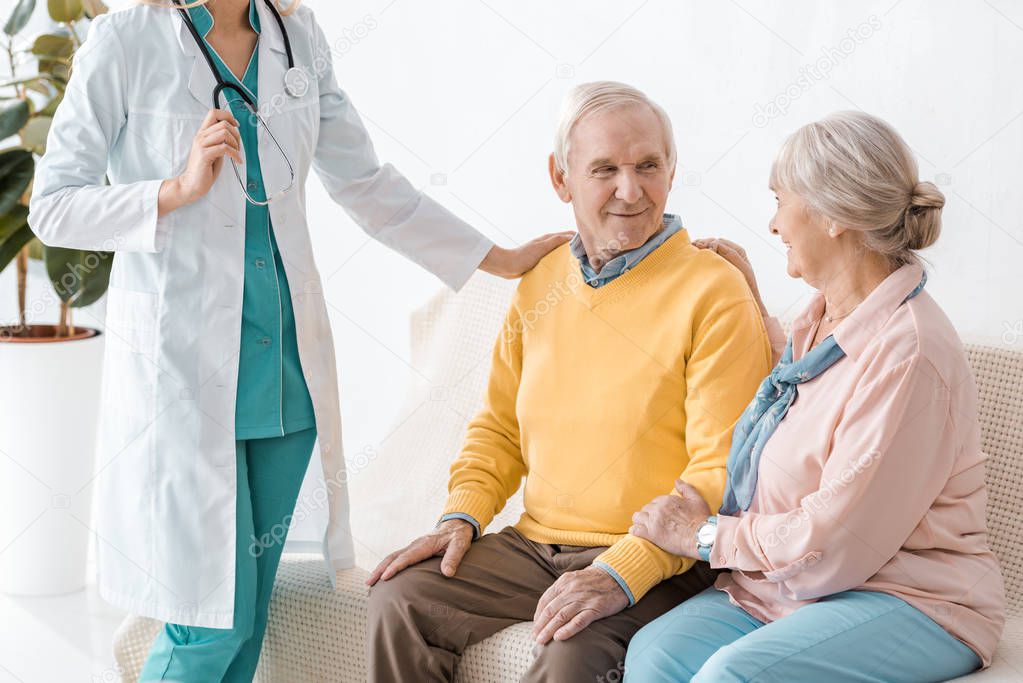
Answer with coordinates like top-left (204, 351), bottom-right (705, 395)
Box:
top-left (719, 273), bottom-right (927, 515)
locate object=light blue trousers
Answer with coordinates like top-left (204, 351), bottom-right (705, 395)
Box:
top-left (625, 586), bottom-right (980, 683)
top-left (139, 427), bottom-right (317, 682)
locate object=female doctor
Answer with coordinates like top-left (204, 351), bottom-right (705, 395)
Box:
top-left (28, 0), bottom-right (568, 679)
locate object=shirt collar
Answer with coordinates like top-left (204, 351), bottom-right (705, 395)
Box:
top-left (793, 263), bottom-right (926, 361)
top-left (187, 0), bottom-right (262, 39)
top-left (569, 213), bottom-right (684, 287)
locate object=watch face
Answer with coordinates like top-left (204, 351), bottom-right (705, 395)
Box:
top-left (697, 523), bottom-right (717, 546)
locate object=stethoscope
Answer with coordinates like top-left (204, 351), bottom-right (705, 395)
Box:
top-left (174, 0), bottom-right (303, 205)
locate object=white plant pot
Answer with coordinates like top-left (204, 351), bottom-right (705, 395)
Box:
top-left (0, 327), bottom-right (105, 595)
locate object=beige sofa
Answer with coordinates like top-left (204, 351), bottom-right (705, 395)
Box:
top-left (113, 274), bottom-right (1022, 682)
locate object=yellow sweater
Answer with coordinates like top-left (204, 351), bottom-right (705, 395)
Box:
top-left (442, 227), bottom-right (771, 602)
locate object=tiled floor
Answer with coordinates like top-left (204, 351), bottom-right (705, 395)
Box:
top-left (0, 567), bottom-right (125, 683)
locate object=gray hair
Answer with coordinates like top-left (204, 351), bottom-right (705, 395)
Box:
top-left (553, 81), bottom-right (677, 173)
top-left (770, 110), bottom-right (944, 267)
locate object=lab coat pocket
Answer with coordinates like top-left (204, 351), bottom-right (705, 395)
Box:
top-left (102, 285), bottom-right (159, 423)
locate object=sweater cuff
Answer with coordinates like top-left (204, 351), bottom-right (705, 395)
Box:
top-left (592, 561), bottom-right (636, 606)
top-left (438, 512), bottom-right (481, 540)
top-left (442, 489), bottom-right (499, 535)
top-left (593, 535), bottom-right (681, 604)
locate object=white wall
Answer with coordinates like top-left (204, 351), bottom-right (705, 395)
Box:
top-left (3, 0), bottom-right (1021, 549)
top-left (275, 0), bottom-right (1023, 479)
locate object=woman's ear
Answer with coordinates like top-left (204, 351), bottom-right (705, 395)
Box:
top-left (548, 154), bottom-right (572, 203)
top-left (825, 220), bottom-right (847, 238)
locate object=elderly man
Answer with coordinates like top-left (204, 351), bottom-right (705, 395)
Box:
top-left (365, 81), bottom-right (771, 682)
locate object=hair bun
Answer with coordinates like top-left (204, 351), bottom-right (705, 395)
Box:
top-left (904, 181), bottom-right (944, 250)
top-left (909, 181), bottom-right (945, 210)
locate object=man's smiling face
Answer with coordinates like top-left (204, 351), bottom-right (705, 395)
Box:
top-left (550, 103), bottom-right (675, 269)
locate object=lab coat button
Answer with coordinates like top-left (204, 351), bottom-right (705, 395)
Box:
top-left (259, 336), bottom-right (272, 347)
top-left (254, 258), bottom-right (266, 269)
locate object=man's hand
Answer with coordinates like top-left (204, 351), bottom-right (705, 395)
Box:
top-left (366, 519), bottom-right (474, 586)
top-left (629, 479), bottom-right (712, 559)
top-left (479, 232), bottom-right (575, 279)
top-left (531, 565), bottom-right (629, 645)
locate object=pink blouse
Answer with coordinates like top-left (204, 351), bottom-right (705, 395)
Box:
top-left (711, 263), bottom-right (1006, 666)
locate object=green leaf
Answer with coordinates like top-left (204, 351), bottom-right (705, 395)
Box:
top-left (37, 58), bottom-right (69, 82)
top-left (0, 99), bottom-right (29, 138)
top-left (44, 245), bottom-right (113, 307)
top-left (46, 0), bottom-right (81, 23)
top-left (39, 93), bottom-right (62, 116)
top-left (20, 115), bottom-right (50, 153)
top-left (81, 0), bottom-right (106, 19)
top-left (25, 79), bottom-right (51, 96)
top-left (0, 149), bottom-right (34, 216)
top-left (3, 0), bottom-right (36, 36)
top-left (27, 235), bottom-right (42, 260)
top-left (31, 33), bottom-right (73, 59)
top-left (0, 215), bottom-right (31, 274)
top-left (0, 204), bottom-right (29, 242)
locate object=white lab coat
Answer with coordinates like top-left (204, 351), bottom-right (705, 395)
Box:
top-left (28, 2), bottom-right (493, 628)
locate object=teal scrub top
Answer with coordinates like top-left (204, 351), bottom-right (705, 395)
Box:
top-left (187, 0), bottom-right (316, 440)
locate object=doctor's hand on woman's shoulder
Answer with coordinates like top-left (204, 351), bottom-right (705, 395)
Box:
top-left (478, 230), bottom-right (576, 279)
top-left (158, 109), bottom-right (243, 217)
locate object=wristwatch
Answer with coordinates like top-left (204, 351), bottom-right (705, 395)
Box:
top-left (696, 515), bottom-right (718, 562)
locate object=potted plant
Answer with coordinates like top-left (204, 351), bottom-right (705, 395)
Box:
top-left (0, 0), bottom-right (111, 596)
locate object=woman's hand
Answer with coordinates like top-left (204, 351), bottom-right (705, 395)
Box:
top-left (693, 237), bottom-right (768, 316)
top-left (629, 479), bottom-right (712, 559)
top-left (479, 231), bottom-right (575, 278)
top-left (158, 109), bottom-right (243, 216)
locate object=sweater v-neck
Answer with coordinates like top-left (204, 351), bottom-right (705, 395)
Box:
top-left (567, 226), bottom-right (693, 308)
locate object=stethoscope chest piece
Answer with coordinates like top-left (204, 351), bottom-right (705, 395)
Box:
top-left (283, 66), bottom-right (309, 98)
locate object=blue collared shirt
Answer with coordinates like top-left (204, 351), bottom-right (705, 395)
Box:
top-left (568, 213), bottom-right (684, 288)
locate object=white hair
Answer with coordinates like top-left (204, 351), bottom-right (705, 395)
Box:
top-left (553, 81), bottom-right (677, 172)
top-left (770, 110), bottom-right (944, 267)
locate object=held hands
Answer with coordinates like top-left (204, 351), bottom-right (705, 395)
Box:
top-left (629, 479), bottom-right (711, 559)
top-left (158, 109), bottom-right (243, 216)
top-left (365, 518), bottom-right (474, 587)
top-left (692, 238), bottom-right (767, 317)
top-left (531, 565), bottom-right (629, 645)
top-left (480, 231), bottom-right (576, 279)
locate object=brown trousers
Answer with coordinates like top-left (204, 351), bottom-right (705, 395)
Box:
top-left (366, 526), bottom-right (717, 683)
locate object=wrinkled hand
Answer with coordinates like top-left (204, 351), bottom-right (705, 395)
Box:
top-left (629, 479), bottom-right (711, 559)
top-left (480, 231), bottom-right (575, 279)
top-left (531, 565), bottom-right (629, 645)
top-left (692, 237), bottom-right (767, 316)
top-left (366, 519), bottom-right (474, 586)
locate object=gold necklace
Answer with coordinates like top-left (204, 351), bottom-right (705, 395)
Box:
top-left (823, 304), bottom-right (857, 323)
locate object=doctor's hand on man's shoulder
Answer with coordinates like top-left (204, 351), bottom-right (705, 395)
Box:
top-left (158, 109), bottom-right (243, 217)
top-left (365, 518), bottom-right (475, 587)
top-left (479, 231), bottom-right (576, 279)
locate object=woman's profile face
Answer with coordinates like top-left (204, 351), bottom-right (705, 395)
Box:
top-left (768, 187), bottom-right (835, 288)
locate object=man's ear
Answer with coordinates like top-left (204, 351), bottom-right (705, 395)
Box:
top-left (549, 154), bottom-right (572, 203)
top-left (668, 164), bottom-right (676, 191)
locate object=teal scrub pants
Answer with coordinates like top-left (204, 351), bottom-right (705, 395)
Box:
top-left (139, 427), bottom-right (317, 682)
top-left (624, 586), bottom-right (981, 682)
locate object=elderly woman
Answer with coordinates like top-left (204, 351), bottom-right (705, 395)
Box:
top-left (623, 111), bottom-right (1005, 682)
